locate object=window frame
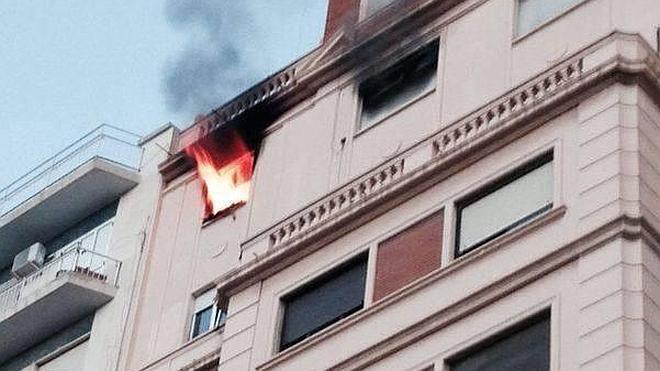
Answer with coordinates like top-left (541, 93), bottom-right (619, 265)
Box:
top-left (277, 252), bottom-right (369, 352)
top-left (356, 39), bottom-right (440, 133)
top-left (454, 152), bottom-right (554, 257)
top-left (445, 310), bottom-right (551, 371)
top-left (513, 0), bottom-right (588, 41)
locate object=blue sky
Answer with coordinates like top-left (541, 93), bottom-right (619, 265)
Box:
top-left (0, 1), bottom-right (327, 187)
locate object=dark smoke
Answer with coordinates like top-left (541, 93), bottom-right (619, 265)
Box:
top-left (163, 1), bottom-right (261, 115)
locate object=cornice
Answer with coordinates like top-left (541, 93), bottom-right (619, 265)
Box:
top-left (213, 32), bottom-right (660, 296)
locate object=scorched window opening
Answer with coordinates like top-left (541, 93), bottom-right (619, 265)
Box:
top-left (185, 126), bottom-right (259, 221)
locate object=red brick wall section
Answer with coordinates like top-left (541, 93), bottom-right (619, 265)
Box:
top-left (324, 0), bottom-right (360, 42)
top-left (373, 211), bottom-right (443, 302)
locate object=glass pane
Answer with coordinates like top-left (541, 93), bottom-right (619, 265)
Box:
top-left (458, 159), bottom-right (553, 254)
top-left (517, 0), bottom-right (581, 36)
top-left (365, 0), bottom-right (394, 17)
top-left (280, 256), bottom-right (367, 350)
top-left (450, 315), bottom-right (550, 371)
top-left (191, 306), bottom-right (214, 339)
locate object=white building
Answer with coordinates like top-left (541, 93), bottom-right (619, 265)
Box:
top-left (0, 124), bottom-right (178, 371)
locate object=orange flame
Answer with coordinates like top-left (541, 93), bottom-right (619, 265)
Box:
top-left (185, 132), bottom-right (254, 217)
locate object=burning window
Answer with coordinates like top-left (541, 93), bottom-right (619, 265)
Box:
top-left (185, 128), bottom-right (256, 219)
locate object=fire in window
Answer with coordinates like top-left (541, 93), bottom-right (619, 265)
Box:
top-left (185, 127), bottom-right (257, 219)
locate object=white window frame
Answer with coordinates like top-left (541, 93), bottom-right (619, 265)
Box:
top-left (454, 152), bottom-right (555, 257)
top-left (189, 289), bottom-right (226, 340)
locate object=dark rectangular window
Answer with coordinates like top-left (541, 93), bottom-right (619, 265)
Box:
top-left (448, 312), bottom-right (550, 371)
top-left (455, 153), bottom-right (553, 256)
top-left (359, 40), bottom-right (438, 129)
top-left (365, 0), bottom-right (395, 17)
top-left (279, 254), bottom-right (368, 351)
top-left (373, 211), bottom-right (443, 301)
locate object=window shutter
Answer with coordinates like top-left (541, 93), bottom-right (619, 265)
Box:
top-left (373, 211), bottom-right (443, 301)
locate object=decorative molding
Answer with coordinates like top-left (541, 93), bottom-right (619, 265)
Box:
top-left (215, 32), bottom-right (660, 297)
top-left (159, 0), bottom-right (472, 177)
top-left (267, 158), bottom-right (405, 249)
top-left (431, 59), bottom-right (583, 157)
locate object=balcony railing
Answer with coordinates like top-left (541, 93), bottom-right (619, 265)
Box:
top-left (0, 124), bottom-right (142, 217)
top-left (0, 247), bottom-right (121, 318)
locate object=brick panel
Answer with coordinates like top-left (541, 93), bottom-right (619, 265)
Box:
top-left (373, 211), bottom-right (443, 301)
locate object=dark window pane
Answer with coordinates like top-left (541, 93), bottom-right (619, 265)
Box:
top-left (456, 154), bottom-right (553, 256)
top-left (280, 255), bottom-right (367, 350)
top-left (191, 306), bottom-right (213, 339)
top-left (449, 314), bottom-right (550, 371)
top-left (360, 41), bottom-right (438, 128)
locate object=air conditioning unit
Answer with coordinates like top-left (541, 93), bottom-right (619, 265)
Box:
top-left (12, 242), bottom-right (46, 278)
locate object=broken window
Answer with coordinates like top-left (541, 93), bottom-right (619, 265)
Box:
top-left (359, 40), bottom-right (438, 129)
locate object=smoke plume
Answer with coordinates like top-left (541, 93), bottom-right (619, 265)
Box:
top-left (163, 1), bottom-right (260, 115)
top-left (163, 1), bottom-right (327, 116)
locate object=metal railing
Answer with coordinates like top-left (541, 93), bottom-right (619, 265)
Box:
top-left (0, 247), bottom-right (121, 317)
top-left (0, 124), bottom-right (142, 216)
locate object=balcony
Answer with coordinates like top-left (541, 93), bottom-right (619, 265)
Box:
top-left (0, 125), bottom-right (142, 268)
top-left (0, 246), bottom-right (120, 363)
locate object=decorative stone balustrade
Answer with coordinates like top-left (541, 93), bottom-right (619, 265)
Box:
top-left (209, 67), bottom-right (297, 132)
top-left (432, 58), bottom-right (584, 157)
top-left (268, 159), bottom-right (405, 249)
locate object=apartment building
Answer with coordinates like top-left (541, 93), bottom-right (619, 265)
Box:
top-left (121, 0), bottom-right (660, 370)
top-left (0, 124), bottom-right (178, 371)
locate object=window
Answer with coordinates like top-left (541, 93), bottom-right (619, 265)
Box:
top-left (373, 211), bottom-right (443, 301)
top-left (447, 312), bottom-right (550, 371)
top-left (455, 153), bottom-right (553, 256)
top-left (364, 0), bottom-right (395, 18)
top-left (279, 254), bottom-right (368, 351)
top-left (190, 290), bottom-right (227, 340)
top-left (516, 0), bottom-right (582, 37)
top-left (359, 40), bottom-right (438, 129)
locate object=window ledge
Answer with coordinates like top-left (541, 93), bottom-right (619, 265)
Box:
top-left (140, 325), bottom-right (225, 371)
top-left (257, 206), bottom-right (566, 371)
top-left (512, 0), bottom-right (591, 45)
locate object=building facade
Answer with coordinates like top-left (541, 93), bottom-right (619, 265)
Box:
top-left (121, 0), bottom-right (660, 370)
top-left (119, 0), bottom-right (660, 370)
top-left (0, 124), bottom-right (178, 371)
top-left (3, 0), bottom-right (659, 370)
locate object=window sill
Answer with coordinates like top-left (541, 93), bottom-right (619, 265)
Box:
top-left (257, 206), bottom-right (566, 371)
top-left (354, 86), bottom-right (436, 139)
top-left (130, 325), bottom-right (225, 371)
top-left (512, 0), bottom-right (591, 45)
